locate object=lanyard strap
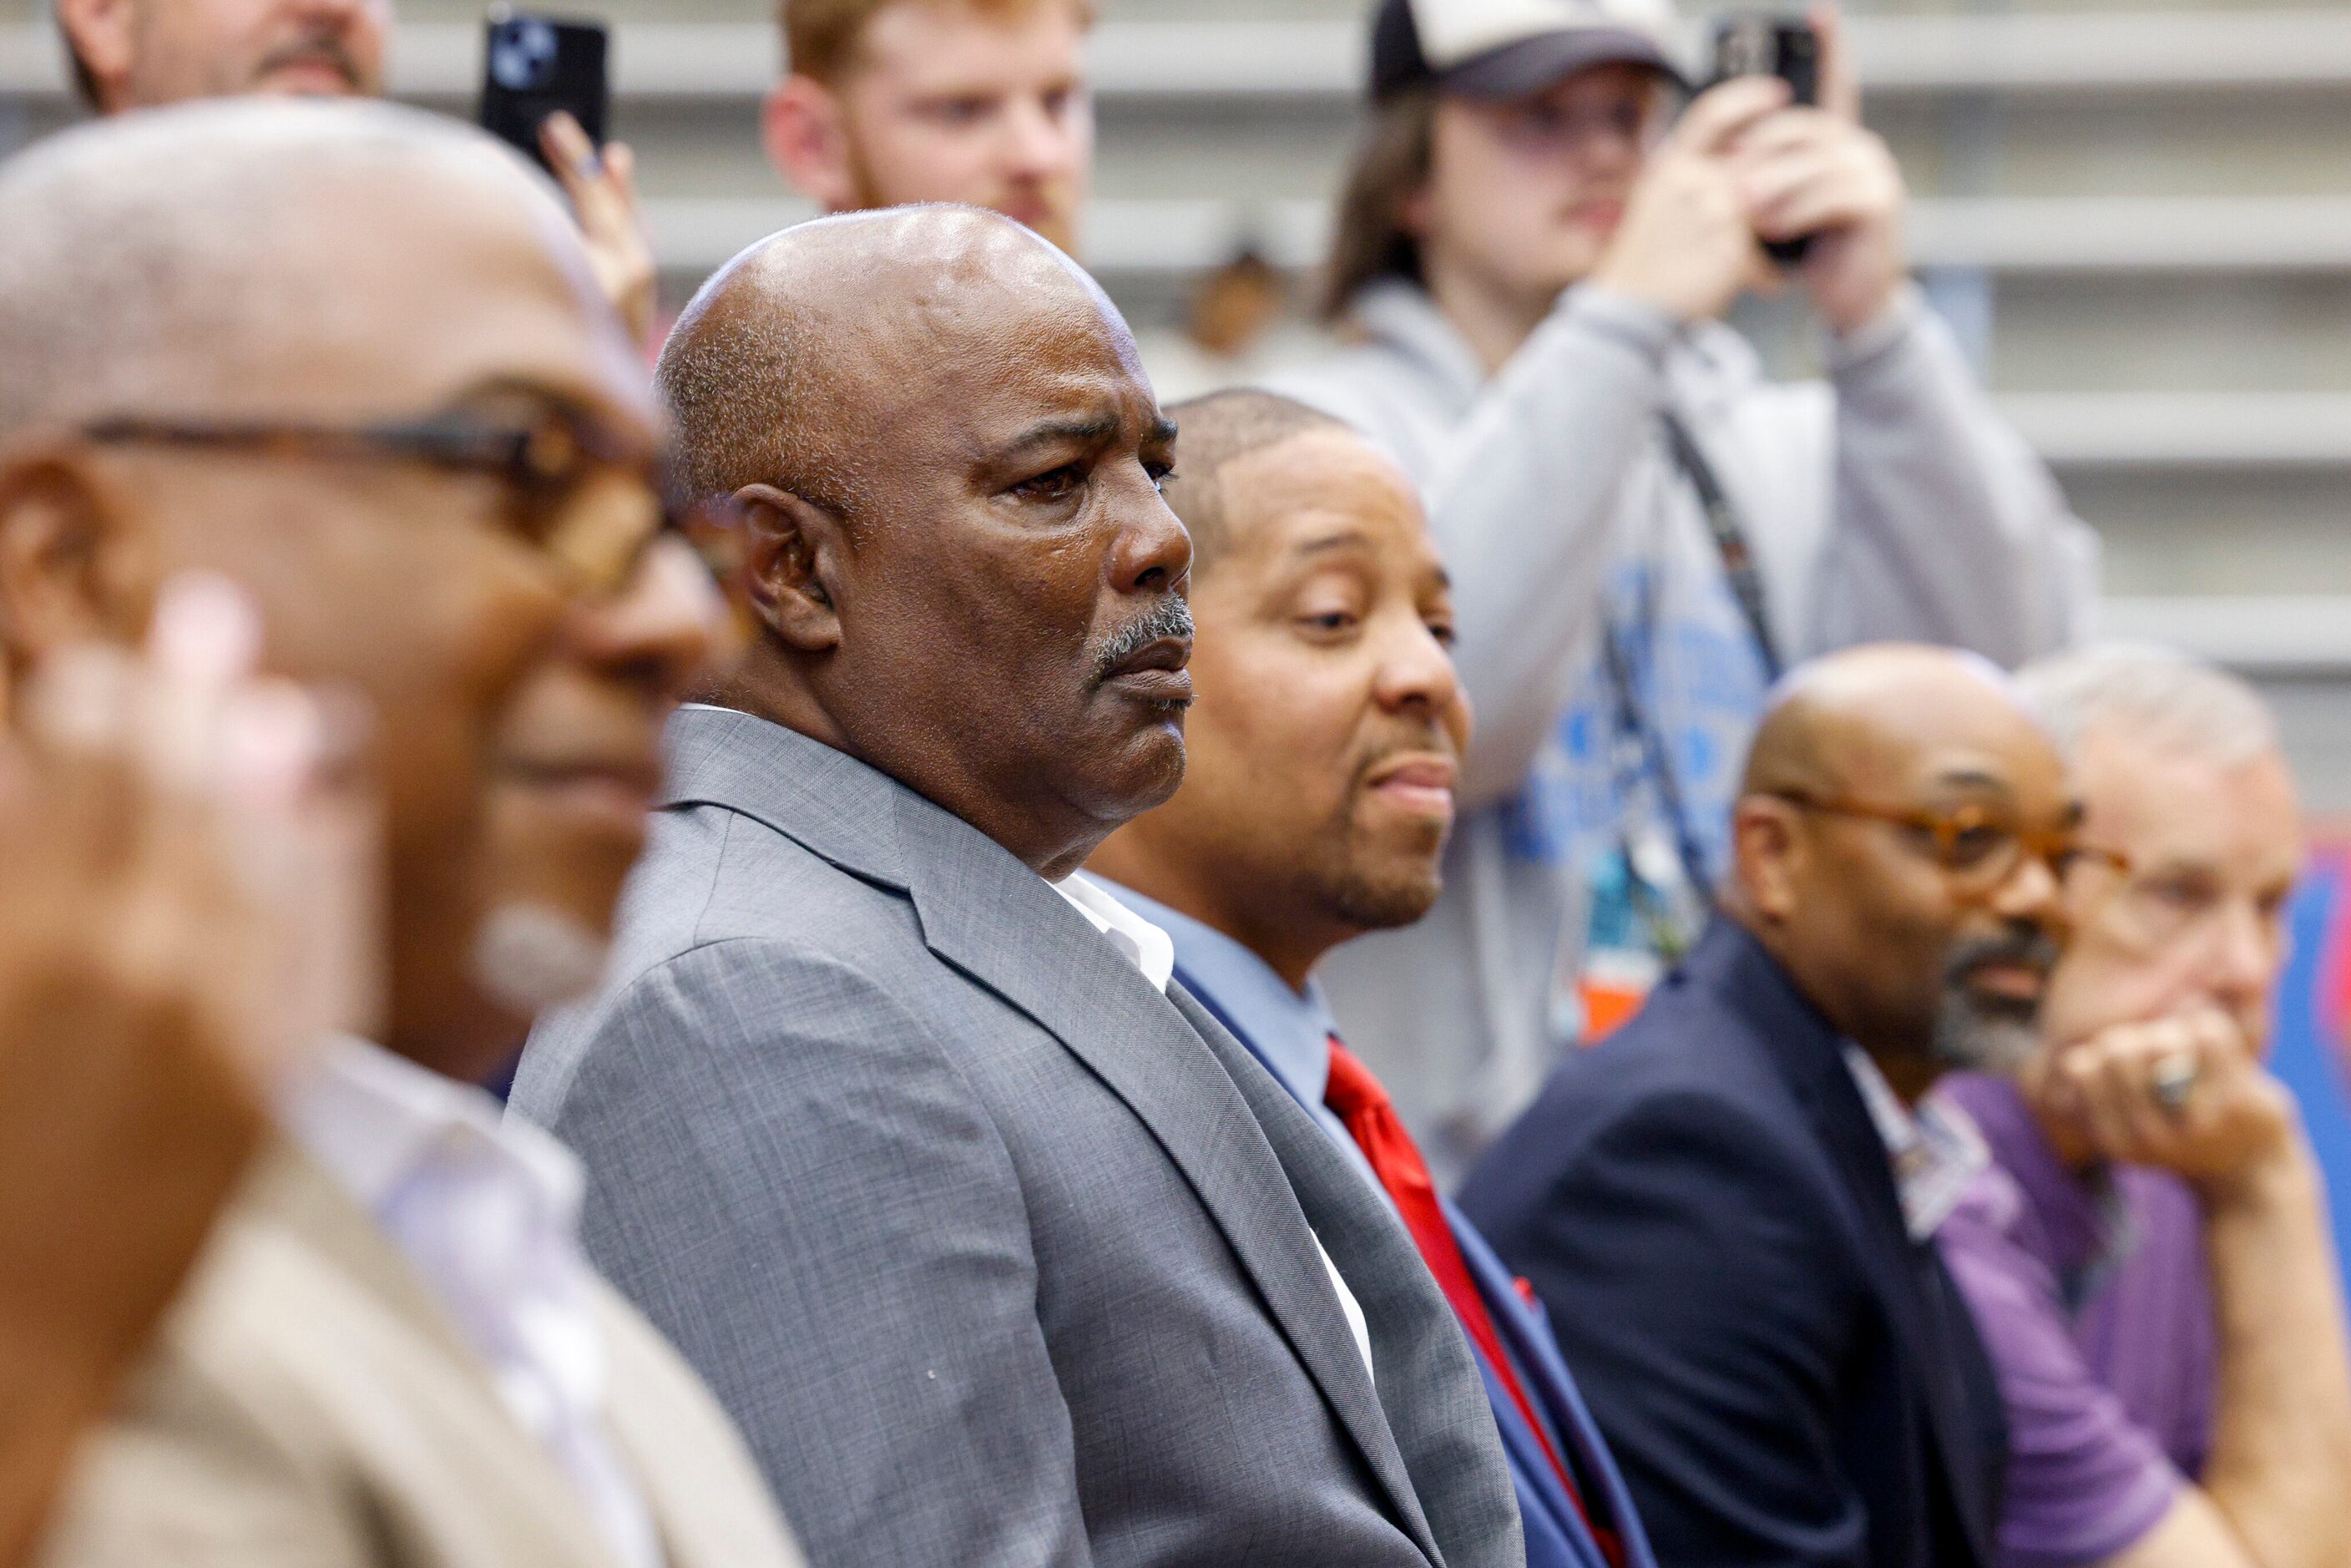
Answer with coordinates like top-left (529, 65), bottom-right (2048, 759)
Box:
top-left (1598, 616), bottom-right (1713, 951)
top-left (1591, 412), bottom-right (1783, 946)
top-left (1661, 410), bottom-right (1783, 683)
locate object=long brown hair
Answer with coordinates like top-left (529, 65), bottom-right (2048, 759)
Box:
top-left (1317, 86), bottom-right (1438, 325)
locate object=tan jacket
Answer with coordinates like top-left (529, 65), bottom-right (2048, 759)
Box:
top-left (36, 1141), bottom-right (806, 1568)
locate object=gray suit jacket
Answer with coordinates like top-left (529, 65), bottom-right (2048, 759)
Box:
top-left (513, 706), bottom-right (1523, 1568)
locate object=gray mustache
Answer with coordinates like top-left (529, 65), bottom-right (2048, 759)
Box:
top-left (1092, 598), bottom-right (1194, 683)
top-left (1946, 925), bottom-right (2062, 986)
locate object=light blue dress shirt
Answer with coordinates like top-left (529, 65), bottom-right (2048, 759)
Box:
top-left (1098, 882), bottom-right (1386, 1199)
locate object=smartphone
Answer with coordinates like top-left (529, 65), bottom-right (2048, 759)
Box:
top-left (1711, 14), bottom-right (1821, 265)
top-left (479, 6), bottom-right (609, 179)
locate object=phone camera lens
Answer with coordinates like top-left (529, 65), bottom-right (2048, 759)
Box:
top-left (489, 19), bottom-right (558, 91)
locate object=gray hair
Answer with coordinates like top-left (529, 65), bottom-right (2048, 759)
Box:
top-left (0, 98), bottom-right (569, 444)
top-left (2016, 642), bottom-right (2280, 769)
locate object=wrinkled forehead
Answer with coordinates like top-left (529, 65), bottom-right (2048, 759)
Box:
top-left (835, 265), bottom-right (1152, 457)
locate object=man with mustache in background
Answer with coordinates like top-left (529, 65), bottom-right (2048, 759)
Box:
top-left (1465, 644), bottom-right (2085, 1567)
top-left (513, 206), bottom-right (1525, 1568)
top-left (53, 0), bottom-right (660, 343)
top-left (1087, 387), bottom-right (1659, 1568)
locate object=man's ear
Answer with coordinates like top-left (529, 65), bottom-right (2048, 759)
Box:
top-left (730, 483), bottom-right (845, 654)
top-left (761, 76), bottom-right (858, 211)
top-left (1729, 795), bottom-right (1803, 923)
top-left (54, 0), bottom-right (135, 111)
top-left (0, 450), bottom-right (153, 666)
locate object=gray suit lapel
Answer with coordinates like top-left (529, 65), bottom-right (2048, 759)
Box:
top-left (657, 706), bottom-right (910, 892)
top-left (894, 802), bottom-right (1440, 1559)
top-left (1168, 986), bottom-right (1519, 1568)
top-left (654, 707), bottom-right (1447, 1555)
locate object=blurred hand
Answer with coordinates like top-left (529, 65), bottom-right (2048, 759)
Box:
top-left (2043, 1008), bottom-right (2300, 1199)
top-left (1733, 6), bottom-right (1909, 335)
top-left (0, 575), bottom-right (379, 1564)
top-left (1589, 74), bottom-right (1788, 325)
top-left (540, 112), bottom-right (658, 348)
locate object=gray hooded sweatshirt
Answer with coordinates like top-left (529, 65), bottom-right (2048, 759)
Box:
top-left (1267, 277), bottom-right (2098, 1185)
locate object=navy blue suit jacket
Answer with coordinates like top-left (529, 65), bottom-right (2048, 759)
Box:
top-left (1459, 922), bottom-right (2006, 1568)
top-left (1181, 969), bottom-right (1657, 1568)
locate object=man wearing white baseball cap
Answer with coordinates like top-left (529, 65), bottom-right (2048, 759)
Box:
top-left (1270, 0), bottom-right (2099, 1186)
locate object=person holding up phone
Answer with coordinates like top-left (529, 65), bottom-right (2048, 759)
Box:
top-left (52, 0), bottom-right (657, 344)
top-left (1268, 0), bottom-right (2099, 1185)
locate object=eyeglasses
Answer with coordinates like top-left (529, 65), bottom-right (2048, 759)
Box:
top-left (80, 393), bottom-right (674, 599)
top-left (1768, 789), bottom-right (2128, 898)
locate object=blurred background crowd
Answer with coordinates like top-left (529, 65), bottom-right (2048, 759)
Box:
top-left (9, 0), bottom-right (2351, 1566)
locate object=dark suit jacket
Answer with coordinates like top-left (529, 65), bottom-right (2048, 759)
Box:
top-left (513, 707), bottom-right (1523, 1568)
top-left (1460, 921), bottom-right (2007, 1568)
top-left (1182, 968), bottom-right (1656, 1568)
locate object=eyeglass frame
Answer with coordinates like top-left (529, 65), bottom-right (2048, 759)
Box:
top-left (1764, 788), bottom-right (2130, 893)
top-left (75, 391), bottom-right (679, 599)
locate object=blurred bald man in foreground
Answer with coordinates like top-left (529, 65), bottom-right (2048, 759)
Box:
top-left (1466, 645), bottom-right (2090, 1567)
top-left (0, 101), bottom-right (799, 1567)
top-left (514, 206), bottom-right (1524, 1568)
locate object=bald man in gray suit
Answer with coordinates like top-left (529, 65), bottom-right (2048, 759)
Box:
top-left (511, 206), bottom-right (1524, 1568)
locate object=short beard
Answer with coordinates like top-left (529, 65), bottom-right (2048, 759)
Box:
top-left (1929, 987), bottom-right (2041, 1076)
top-left (1323, 864), bottom-right (1443, 933)
top-left (470, 902), bottom-right (610, 1016)
top-left (1308, 816), bottom-right (1446, 934)
top-left (1929, 926), bottom-right (2062, 1075)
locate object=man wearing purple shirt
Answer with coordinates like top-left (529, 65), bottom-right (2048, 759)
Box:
top-left (1934, 645), bottom-right (2351, 1568)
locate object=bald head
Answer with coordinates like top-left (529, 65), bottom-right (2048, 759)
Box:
top-left (657, 205), bottom-right (1127, 518)
top-left (1158, 391), bottom-right (1352, 574)
top-left (0, 98), bottom-right (599, 443)
top-left (0, 95), bottom-right (689, 1078)
top-left (1729, 644), bottom-right (2077, 1087)
top-left (1742, 644), bottom-right (2038, 805)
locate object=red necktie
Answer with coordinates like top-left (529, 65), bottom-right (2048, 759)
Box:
top-left (1324, 1037), bottom-right (1622, 1568)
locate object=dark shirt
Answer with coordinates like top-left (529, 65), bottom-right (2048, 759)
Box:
top-left (1462, 920), bottom-right (2007, 1567)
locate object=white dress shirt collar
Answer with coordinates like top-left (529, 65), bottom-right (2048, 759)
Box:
top-left (1052, 871), bottom-right (1176, 992)
top-left (1842, 1044), bottom-right (1990, 1242)
top-left (1051, 875), bottom-right (1374, 1383)
top-left (280, 1030), bottom-right (584, 1224)
top-left (278, 1035), bottom-right (665, 1568)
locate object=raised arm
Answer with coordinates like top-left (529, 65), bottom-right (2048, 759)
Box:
top-left (1809, 291), bottom-right (2097, 665)
top-left (2056, 1013), bottom-right (2351, 1568)
top-left (1755, 7), bottom-right (2096, 665)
